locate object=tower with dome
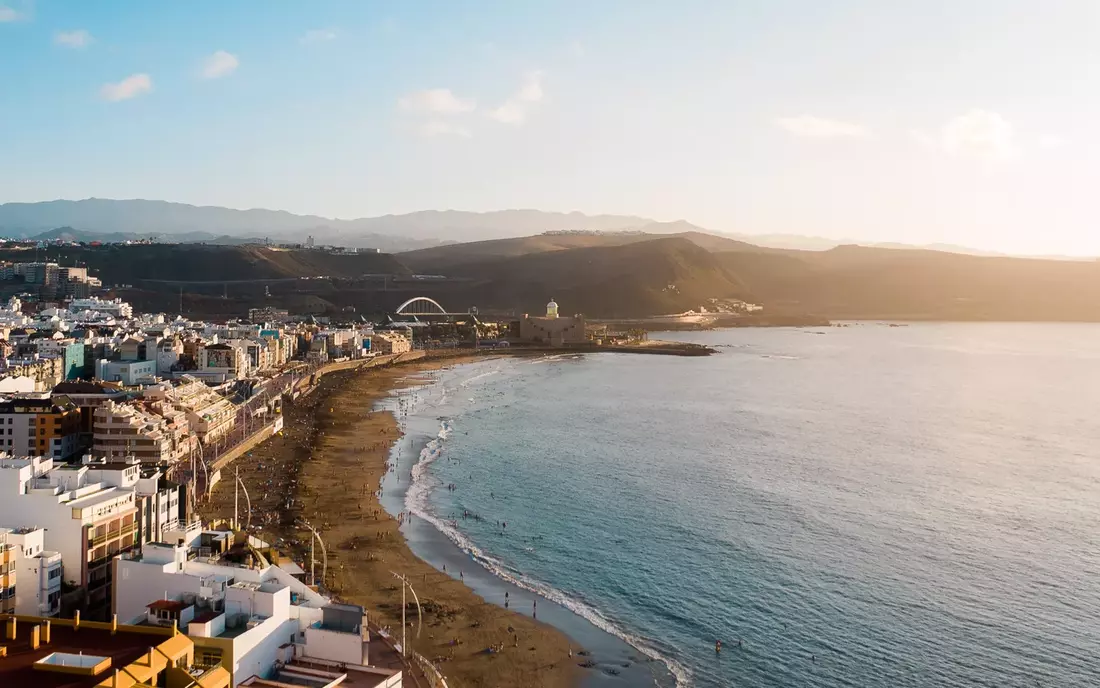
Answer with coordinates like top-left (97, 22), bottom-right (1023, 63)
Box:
top-left (518, 298), bottom-right (586, 346)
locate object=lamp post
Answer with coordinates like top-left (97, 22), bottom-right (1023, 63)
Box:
top-left (299, 519), bottom-right (327, 589)
top-left (234, 465), bottom-right (252, 531)
top-left (390, 571), bottom-right (423, 657)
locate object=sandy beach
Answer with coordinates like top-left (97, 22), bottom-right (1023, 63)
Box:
top-left (203, 357), bottom-right (581, 688)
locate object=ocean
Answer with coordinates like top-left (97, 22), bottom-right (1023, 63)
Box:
top-left (379, 323), bottom-right (1100, 687)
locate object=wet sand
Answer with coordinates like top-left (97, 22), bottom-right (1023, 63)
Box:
top-left (204, 358), bottom-right (581, 688)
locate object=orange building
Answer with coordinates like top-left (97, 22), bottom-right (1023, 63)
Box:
top-left (0, 393), bottom-right (82, 459)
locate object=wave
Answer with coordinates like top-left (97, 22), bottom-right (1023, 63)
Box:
top-left (403, 419), bottom-right (691, 687)
top-left (458, 368), bottom-right (501, 388)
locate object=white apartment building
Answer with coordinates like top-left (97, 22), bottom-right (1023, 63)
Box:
top-left (114, 541), bottom-right (399, 687)
top-left (81, 457), bottom-right (184, 546)
top-left (70, 297), bottom-right (134, 318)
top-left (0, 526), bottom-right (63, 617)
top-left (0, 456), bottom-right (139, 616)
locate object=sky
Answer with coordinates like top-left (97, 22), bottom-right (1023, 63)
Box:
top-left (2, 0), bottom-right (1099, 255)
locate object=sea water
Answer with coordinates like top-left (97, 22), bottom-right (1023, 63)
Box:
top-left (384, 323), bottom-right (1100, 687)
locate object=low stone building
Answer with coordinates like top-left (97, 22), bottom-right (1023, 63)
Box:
top-left (518, 299), bottom-right (587, 346)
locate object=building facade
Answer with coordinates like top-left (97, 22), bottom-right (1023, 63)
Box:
top-left (518, 299), bottom-right (587, 346)
top-left (0, 393), bottom-right (82, 459)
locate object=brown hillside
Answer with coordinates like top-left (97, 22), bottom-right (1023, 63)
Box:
top-left (716, 245), bottom-right (1100, 320)
top-left (432, 237), bottom-right (748, 317)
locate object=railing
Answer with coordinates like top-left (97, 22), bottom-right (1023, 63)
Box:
top-left (411, 652), bottom-right (450, 688)
top-left (88, 523), bottom-right (136, 548)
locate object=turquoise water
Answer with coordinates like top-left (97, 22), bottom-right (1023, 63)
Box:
top-left (387, 324), bottom-right (1100, 687)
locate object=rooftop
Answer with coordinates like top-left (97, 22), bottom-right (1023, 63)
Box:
top-left (65, 486), bottom-right (133, 510)
top-left (0, 619), bottom-right (158, 688)
top-left (146, 599), bottom-right (188, 613)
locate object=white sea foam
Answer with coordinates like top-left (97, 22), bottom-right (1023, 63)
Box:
top-left (458, 368), bottom-right (501, 387)
top-left (403, 418), bottom-right (691, 687)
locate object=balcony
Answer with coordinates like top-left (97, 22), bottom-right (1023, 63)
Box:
top-left (88, 522), bottom-right (137, 548)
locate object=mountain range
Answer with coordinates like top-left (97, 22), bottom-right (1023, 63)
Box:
top-left (0, 198), bottom-right (1069, 258)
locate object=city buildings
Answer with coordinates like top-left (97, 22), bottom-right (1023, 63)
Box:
top-left (36, 338), bottom-right (86, 380)
top-left (144, 376), bottom-right (236, 445)
top-left (0, 355), bottom-right (64, 390)
top-left (0, 456), bottom-right (140, 617)
top-left (114, 537), bottom-right (401, 687)
top-left (0, 393), bottom-right (82, 459)
top-left (92, 400), bottom-right (195, 465)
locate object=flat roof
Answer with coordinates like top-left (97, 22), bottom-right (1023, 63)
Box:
top-left (147, 599), bottom-right (187, 613)
top-left (0, 622), bottom-right (156, 688)
top-left (66, 486), bottom-right (133, 509)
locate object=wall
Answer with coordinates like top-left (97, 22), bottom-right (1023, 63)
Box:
top-left (112, 557), bottom-right (201, 624)
top-left (0, 492), bottom-right (85, 586)
top-left (228, 617), bottom-right (300, 686)
top-left (188, 612), bottom-right (227, 638)
top-left (301, 626), bottom-right (365, 665)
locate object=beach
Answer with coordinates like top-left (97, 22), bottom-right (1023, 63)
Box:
top-left (203, 357), bottom-right (581, 688)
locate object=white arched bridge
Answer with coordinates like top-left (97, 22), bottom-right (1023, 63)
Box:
top-left (393, 296), bottom-right (475, 318)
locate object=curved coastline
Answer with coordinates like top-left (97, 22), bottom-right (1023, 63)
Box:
top-left (378, 359), bottom-right (684, 687)
top-left (204, 358), bottom-right (581, 688)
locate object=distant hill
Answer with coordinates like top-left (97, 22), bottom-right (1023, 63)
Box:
top-left (0, 244), bottom-right (409, 284)
top-left (714, 244), bottom-right (1100, 321)
top-left (0, 199), bottom-right (650, 250)
top-left (410, 237), bottom-right (749, 318)
top-left (399, 225), bottom-right (768, 273)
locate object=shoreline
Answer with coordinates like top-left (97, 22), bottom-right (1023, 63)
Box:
top-left (379, 359), bottom-right (676, 688)
top-left (202, 354), bottom-right (662, 687)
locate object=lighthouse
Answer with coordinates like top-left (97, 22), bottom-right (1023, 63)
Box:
top-left (546, 298), bottom-right (559, 319)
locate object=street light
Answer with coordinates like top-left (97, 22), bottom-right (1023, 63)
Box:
top-left (298, 519), bottom-right (327, 589)
top-left (390, 571), bottom-right (423, 657)
top-left (234, 465), bottom-right (252, 531)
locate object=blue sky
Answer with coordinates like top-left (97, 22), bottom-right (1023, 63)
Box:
top-left (2, 0), bottom-right (1099, 254)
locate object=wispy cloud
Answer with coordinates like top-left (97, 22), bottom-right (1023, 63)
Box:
top-left (488, 71), bottom-right (545, 125)
top-left (200, 50), bottom-right (239, 79)
top-left (398, 89), bottom-right (476, 114)
top-left (54, 29), bottom-right (92, 48)
top-left (0, 5), bottom-right (20, 21)
top-left (100, 73), bottom-right (152, 102)
top-left (420, 121), bottom-right (472, 139)
top-left (913, 110), bottom-right (1020, 161)
top-left (300, 28), bottom-right (337, 44)
top-left (775, 115), bottom-right (870, 139)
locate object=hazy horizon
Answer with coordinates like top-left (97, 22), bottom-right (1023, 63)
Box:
top-left (3, 1), bottom-right (1099, 255)
top-left (4, 196), bottom-right (1094, 258)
